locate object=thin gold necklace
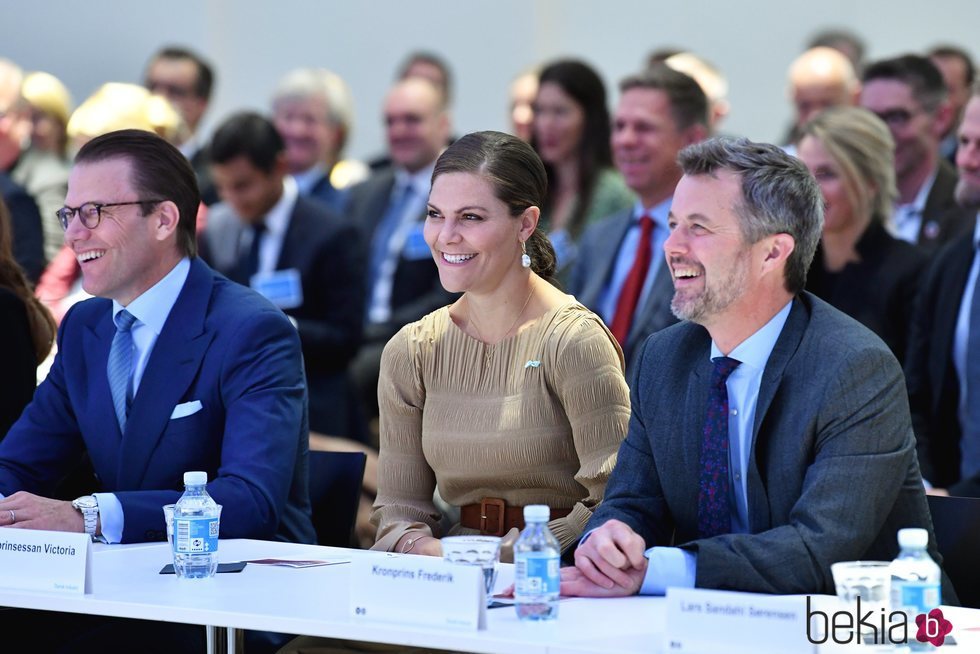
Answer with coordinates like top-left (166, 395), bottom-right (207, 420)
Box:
top-left (467, 287), bottom-right (534, 363)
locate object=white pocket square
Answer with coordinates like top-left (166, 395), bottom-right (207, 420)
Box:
top-left (170, 400), bottom-right (203, 420)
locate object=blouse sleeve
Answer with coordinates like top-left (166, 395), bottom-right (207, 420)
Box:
top-left (546, 312), bottom-right (631, 550)
top-left (370, 325), bottom-right (442, 551)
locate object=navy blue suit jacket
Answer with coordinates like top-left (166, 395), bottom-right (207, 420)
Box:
top-left (0, 257), bottom-right (316, 544)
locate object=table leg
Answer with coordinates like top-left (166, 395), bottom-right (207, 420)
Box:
top-left (206, 625), bottom-right (243, 653)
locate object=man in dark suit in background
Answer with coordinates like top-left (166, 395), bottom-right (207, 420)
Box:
top-left (568, 66), bottom-right (708, 376)
top-left (861, 54), bottom-right (972, 254)
top-left (563, 138), bottom-right (944, 598)
top-left (906, 87), bottom-right (980, 498)
top-left (204, 112), bottom-right (364, 440)
top-left (145, 46), bottom-right (219, 205)
top-left (347, 77), bottom-right (455, 433)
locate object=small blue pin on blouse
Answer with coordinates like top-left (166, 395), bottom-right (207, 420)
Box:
top-left (524, 360), bottom-right (541, 369)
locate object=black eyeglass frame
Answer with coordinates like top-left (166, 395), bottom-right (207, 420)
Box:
top-left (56, 200), bottom-right (165, 231)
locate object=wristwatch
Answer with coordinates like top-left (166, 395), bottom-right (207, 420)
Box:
top-left (71, 495), bottom-right (99, 538)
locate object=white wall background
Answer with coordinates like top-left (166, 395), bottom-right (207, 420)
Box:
top-left (4, 0), bottom-right (978, 160)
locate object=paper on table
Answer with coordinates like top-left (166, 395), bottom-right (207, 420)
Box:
top-left (243, 558), bottom-right (350, 568)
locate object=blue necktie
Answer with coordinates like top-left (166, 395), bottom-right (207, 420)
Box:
top-left (964, 242), bottom-right (980, 478)
top-left (698, 356), bottom-right (741, 538)
top-left (107, 309), bottom-right (137, 432)
top-left (367, 183), bottom-right (415, 304)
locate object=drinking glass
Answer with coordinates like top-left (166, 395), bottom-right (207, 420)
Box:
top-left (441, 535), bottom-right (501, 604)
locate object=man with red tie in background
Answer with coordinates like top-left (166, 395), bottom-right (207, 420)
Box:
top-left (568, 66), bottom-right (709, 376)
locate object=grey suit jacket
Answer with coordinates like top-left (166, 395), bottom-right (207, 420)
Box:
top-left (588, 293), bottom-right (949, 596)
top-left (568, 207), bottom-right (676, 376)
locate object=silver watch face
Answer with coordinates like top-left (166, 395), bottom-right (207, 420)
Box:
top-left (72, 496), bottom-right (97, 510)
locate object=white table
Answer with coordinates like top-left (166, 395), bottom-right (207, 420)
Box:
top-left (1, 539), bottom-right (977, 654)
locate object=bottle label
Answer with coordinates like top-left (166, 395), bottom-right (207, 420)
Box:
top-left (897, 582), bottom-right (941, 613)
top-left (173, 517), bottom-right (219, 554)
top-left (515, 552), bottom-right (559, 595)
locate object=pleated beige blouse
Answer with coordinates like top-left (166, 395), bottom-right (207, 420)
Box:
top-left (371, 300), bottom-right (631, 553)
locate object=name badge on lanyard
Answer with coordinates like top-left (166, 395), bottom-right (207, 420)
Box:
top-left (251, 268), bottom-right (303, 309)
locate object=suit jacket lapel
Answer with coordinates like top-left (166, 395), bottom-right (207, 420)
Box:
top-left (580, 209), bottom-right (632, 308)
top-left (82, 307), bottom-right (123, 486)
top-left (746, 296), bottom-right (809, 530)
top-left (365, 172), bottom-right (397, 235)
top-left (932, 236), bottom-right (975, 403)
top-left (116, 259), bottom-right (215, 489)
top-left (276, 199), bottom-right (305, 271)
top-left (627, 262), bottom-right (674, 350)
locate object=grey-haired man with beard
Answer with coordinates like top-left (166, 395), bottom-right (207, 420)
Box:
top-left (562, 137), bottom-right (948, 600)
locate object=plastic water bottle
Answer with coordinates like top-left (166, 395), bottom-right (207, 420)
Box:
top-left (172, 471), bottom-right (220, 579)
top-left (514, 504), bottom-right (560, 621)
top-left (890, 527), bottom-right (941, 648)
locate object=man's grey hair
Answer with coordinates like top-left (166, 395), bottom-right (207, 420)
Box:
top-left (271, 68), bottom-right (355, 153)
top-left (677, 137), bottom-right (824, 294)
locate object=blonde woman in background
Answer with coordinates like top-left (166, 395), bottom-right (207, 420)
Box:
top-left (798, 106), bottom-right (928, 362)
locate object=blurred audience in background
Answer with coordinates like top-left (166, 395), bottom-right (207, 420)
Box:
top-left (532, 59), bottom-right (634, 275)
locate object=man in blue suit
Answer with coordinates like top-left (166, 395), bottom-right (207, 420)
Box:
top-left (563, 138), bottom-right (946, 599)
top-left (0, 129), bottom-right (315, 547)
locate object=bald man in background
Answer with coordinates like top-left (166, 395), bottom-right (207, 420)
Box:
top-left (783, 47), bottom-right (860, 153)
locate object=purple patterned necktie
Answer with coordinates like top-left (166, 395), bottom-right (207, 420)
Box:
top-left (697, 356), bottom-right (741, 538)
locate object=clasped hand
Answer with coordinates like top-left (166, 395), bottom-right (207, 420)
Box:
top-left (560, 519), bottom-right (648, 597)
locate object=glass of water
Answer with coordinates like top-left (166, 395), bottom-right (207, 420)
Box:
top-left (163, 503), bottom-right (176, 548)
top-left (441, 535), bottom-right (501, 604)
top-left (831, 560), bottom-right (892, 642)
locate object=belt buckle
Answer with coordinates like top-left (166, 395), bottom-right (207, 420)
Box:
top-left (479, 497), bottom-right (506, 537)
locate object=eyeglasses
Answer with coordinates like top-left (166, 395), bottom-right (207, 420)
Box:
top-left (56, 200), bottom-right (164, 230)
top-left (871, 108), bottom-right (924, 129)
top-left (146, 80), bottom-right (195, 100)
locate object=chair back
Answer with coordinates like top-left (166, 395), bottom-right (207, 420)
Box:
top-left (308, 450), bottom-right (367, 547)
top-left (927, 494), bottom-right (980, 608)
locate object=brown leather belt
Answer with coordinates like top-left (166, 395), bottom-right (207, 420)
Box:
top-left (459, 497), bottom-right (572, 537)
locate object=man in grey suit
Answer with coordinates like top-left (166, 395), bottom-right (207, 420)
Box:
top-left (568, 66), bottom-right (708, 376)
top-left (563, 138), bottom-right (945, 598)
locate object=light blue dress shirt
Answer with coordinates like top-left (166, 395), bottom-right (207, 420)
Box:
top-left (597, 198), bottom-right (672, 326)
top-left (891, 168), bottom-right (936, 245)
top-left (94, 257), bottom-right (191, 543)
top-left (952, 214), bottom-right (980, 479)
top-left (640, 300), bottom-right (793, 595)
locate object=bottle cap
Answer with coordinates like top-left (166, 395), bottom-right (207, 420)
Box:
top-left (897, 527), bottom-right (928, 549)
top-left (183, 471), bottom-right (208, 486)
top-left (523, 504), bottom-right (550, 522)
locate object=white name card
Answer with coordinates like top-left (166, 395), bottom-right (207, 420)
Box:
top-left (0, 529), bottom-right (91, 594)
top-left (350, 554), bottom-right (486, 630)
top-left (665, 588), bottom-right (813, 653)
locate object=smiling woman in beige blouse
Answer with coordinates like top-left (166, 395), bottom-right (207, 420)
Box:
top-left (371, 130), bottom-right (630, 558)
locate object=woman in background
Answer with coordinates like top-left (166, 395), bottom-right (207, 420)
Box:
top-left (798, 106), bottom-right (927, 362)
top-left (532, 60), bottom-right (634, 274)
top-left (0, 197), bottom-right (55, 438)
top-left (372, 131), bottom-right (630, 557)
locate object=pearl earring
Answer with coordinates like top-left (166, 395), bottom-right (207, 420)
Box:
top-left (521, 240), bottom-right (531, 268)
